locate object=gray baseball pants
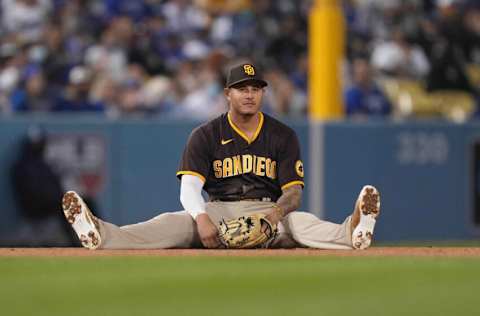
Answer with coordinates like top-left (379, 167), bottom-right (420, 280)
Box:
top-left (97, 201), bottom-right (354, 250)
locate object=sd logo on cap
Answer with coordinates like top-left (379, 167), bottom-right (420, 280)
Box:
top-left (226, 63), bottom-right (268, 88)
top-left (243, 64), bottom-right (255, 76)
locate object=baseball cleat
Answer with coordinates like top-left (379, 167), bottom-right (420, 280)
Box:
top-left (351, 185), bottom-right (380, 250)
top-left (62, 191), bottom-right (101, 250)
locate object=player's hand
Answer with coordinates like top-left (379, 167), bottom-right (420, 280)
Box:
top-left (263, 205), bottom-right (283, 232)
top-left (195, 213), bottom-right (221, 249)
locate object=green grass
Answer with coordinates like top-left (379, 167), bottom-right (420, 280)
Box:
top-left (1, 256), bottom-right (479, 316)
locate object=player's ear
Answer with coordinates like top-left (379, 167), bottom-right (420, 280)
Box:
top-left (224, 88), bottom-right (231, 101)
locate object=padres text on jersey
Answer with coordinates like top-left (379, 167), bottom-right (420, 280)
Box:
top-left (213, 154), bottom-right (277, 179)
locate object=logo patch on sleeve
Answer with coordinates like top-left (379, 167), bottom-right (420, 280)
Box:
top-left (295, 160), bottom-right (304, 177)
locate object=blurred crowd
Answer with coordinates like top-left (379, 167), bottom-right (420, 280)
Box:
top-left (0, 0), bottom-right (479, 120)
top-left (0, 0), bottom-right (310, 119)
top-left (344, 0), bottom-right (480, 120)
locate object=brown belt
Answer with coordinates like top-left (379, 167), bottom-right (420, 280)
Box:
top-left (210, 197), bottom-right (272, 202)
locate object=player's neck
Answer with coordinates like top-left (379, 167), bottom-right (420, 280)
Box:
top-left (228, 111), bottom-right (260, 134)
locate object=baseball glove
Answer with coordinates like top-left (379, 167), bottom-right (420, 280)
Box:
top-left (218, 214), bottom-right (277, 249)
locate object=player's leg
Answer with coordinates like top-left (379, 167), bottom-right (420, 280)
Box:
top-left (286, 185), bottom-right (380, 250)
top-left (284, 212), bottom-right (354, 249)
top-left (100, 211), bottom-right (200, 249)
top-left (62, 191), bottom-right (200, 249)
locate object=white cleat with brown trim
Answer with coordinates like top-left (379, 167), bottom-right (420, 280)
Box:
top-left (62, 191), bottom-right (101, 250)
top-left (351, 185), bottom-right (380, 250)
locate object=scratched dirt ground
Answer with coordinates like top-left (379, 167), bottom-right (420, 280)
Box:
top-left (1, 247), bottom-right (480, 257)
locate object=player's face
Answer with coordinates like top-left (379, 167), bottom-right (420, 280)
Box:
top-left (225, 82), bottom-right (264, 116)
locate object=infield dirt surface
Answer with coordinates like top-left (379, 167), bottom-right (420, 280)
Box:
top-left (1, 246), bottom-right (480, 256)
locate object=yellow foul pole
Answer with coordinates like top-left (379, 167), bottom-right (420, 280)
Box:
top-left (309, 0), bottom-right (345, 120)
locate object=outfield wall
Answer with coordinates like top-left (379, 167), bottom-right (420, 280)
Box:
top-left (0, 115), bottom-right (478, 242)
top-left (0, 115), bottom-right (308, 234)
top-left (318, 121), bottom-right (480, 242)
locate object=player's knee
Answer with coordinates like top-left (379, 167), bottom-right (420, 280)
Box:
top-left (285, 212), bottom-right (318, 240)
top-left (286, 211), bottom-right (317, 225)
top-left (154, 211), bottom-right (194, 223)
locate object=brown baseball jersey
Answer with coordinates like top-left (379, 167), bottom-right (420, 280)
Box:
top-left (177, 112), bottom-right (304, 202)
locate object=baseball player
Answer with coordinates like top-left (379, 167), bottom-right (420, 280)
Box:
top-left (62, 63), bottom-right (380, 250)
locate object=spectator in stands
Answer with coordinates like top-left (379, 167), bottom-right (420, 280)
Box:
top-left (84, 16), bottom-right (131, 82)
top-left (114, 79), bottom-right (145, 116)
top-left (461, 3), bottom-right (480, 64)
top-left (172, 59), bottom-right (226, 120)
top-left (413, 15), bottom-right (440, 60)
top-left (128, 15), bottom-right (168, 75)
top-left (3, 0), bottom-right (478, 120)
top-left (0, 43), bottom-right (17, 113)
top-left (41, 25), bottom-right (72, 88)
top-left (53, 65), bottom-right (105, 112)
top-left (0, 0), bottom-right (315, 119)
top-left (142, 75), bottom-right (174, 115)
top-left (425, 2), bottom-right (475, 93)
top-left (0, 41), bottom-right (27, 114)
top-left (426, 39), bottom-right (474, 93)
top-left (10, 66), bottom-right (55, 112)
top-left (1, 0), bottom-right (52, 43)
top-left (266, 14), bottom-right (307, 75)
top-left (344, 56), bottom-right (391, 118)
top-left (371, 27), bottom-right (430, 79)
top-left (161, 0), bottom-right (210, 35)
top-left (264, 67), bottom-right (307, 117)
top-left (287, 53), bottom-right (308, 117)
top-left (102, 0), bottom-right (153, 23)
top-left (89, 75), bottom-right (118, 117)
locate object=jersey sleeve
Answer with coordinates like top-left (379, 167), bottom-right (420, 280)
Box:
top-left (176, 127), bottom-right (210, 183)
top-left (277, 130), bottom-right (305, 191)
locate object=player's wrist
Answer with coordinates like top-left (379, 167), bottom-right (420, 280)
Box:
top-left (272, 204), bottom-right (284, 219)
top-left (267, 204), bottom-right (284, 225)
top-left (192, 210), bottom-right (207, 221)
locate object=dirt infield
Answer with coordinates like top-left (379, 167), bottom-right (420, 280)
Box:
top-left (1, 247), bottom-right (480, 257)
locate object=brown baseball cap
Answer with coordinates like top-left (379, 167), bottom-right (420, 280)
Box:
top-left (225, 63), bottom-right (268, 88)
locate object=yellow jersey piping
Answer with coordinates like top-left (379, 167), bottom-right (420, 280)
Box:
top-left (176, 171), bottom-right (206, 183)
top-left (227, 112), bottom-right (264, 145)
top-left (281, 180), bottom-right (305, 191)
